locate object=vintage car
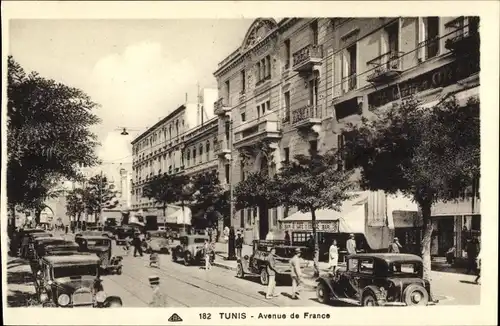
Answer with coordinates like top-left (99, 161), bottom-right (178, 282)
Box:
top-left (316, 253), bottom-right (436, 306)
top-left (10, 228), bottom-right (47, 257)
top-left (115, 225), bottom-right (140, 245)
top-left (30, 237), bottom-right (80, 274)
top-left (171, 235), bottom-right (214, 266)
top-left (75, 236), bottom-right (123, 275)
top-left (75, 227), bottom-right (114, 239)
top-left (33, 254), bottom-right (123, 308)
top-left (145, 230), bottom-right (170, 254)
top-left (22, 232), bottom-right (54, 259)
top-left (236, 240), bottom-right (309, 285)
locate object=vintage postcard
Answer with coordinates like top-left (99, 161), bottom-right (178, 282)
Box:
top-left (1, 1), bottom-right (498, 325)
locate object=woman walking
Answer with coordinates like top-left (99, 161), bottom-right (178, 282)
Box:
top-left (328, 239), bottom-right (339, 273)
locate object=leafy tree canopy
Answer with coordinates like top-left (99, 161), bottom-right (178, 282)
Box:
top-left (143, 173), bottom-right (192, 215)
top-left (190, 170), bottom-right (230, 227)
top-left (234, 171), bottom-right (281, 211)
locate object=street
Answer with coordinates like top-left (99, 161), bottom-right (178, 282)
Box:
top-left (7, 237), bottom-right (480, 307)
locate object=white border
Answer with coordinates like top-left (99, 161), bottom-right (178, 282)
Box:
top-left (1, 1), bottom-right (499, 325)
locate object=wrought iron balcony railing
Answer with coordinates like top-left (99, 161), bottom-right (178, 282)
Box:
top-left (292, 44), bottom-right (323, 72)
top-left (291, 104), bottom-right (322, 126)
top-left (366, 51), bottom-right (404, 83)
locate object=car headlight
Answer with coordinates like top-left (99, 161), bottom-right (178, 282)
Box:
top-left (40, 293), bottom-right (48, 302)
top-left (57, 294), bottom-right (70, 306)
top-left (96, 291), bottom-right (107, 303)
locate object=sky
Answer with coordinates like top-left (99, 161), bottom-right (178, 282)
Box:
top-left (9, 19), bottom-right (253, 180)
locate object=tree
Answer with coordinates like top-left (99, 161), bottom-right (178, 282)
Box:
top-left (66, 188), bottom-right (86, 222)
top-left (343, 96), bottom-right (480, 280)
top-left (190, 170), bottom-right (230, 228)
top-left (272, 150), bottom-right (354, 277)
top-left (143, 173), bottom-right (193, 227)
top-left (84, 174), bottom-right (119, 222)
top-left (7, 56), bottom-right (100, 229)
top-left (234, 171), bottom-right (281, 212)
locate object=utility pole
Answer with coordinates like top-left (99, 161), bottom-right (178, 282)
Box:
top-left (227, 119), bottom-right (237, 261)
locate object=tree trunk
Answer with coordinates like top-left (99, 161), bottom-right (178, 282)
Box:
top-left (311, 208), bottom-right (320, 277)
top-left (419, 200), bottom-right (433, 281)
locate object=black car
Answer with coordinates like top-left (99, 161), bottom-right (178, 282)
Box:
top-left (316, 253), bottom-right (436, 306)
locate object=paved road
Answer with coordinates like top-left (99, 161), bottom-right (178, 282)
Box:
top-left (6, 235), bottom-right (480, 307)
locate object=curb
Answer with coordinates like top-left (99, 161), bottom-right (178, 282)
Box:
top-left (212, 260), bottom-right (237, 271)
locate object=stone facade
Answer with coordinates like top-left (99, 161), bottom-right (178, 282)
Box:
top-left (212, 17), bottom-right (480, 242)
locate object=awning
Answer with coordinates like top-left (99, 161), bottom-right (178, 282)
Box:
top-left (281, 191), bottom-right (369, 233)
top-left (386, 194), bottom-right (420, 228)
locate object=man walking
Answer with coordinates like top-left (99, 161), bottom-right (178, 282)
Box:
top-left (148, 276), bottom-right (167, 307)
top-left (235, 232), bottom-right (243, 259)
top-left (346, 234), bottom-right (357, 256)
top-left (132, 233), bottom-right (143, 257)
top-left (204, 239), bottom-right (212, 270)
top-left (266, 247), bottom-right (278, 299)
top-left (290, 248), bottom-right (303, 299)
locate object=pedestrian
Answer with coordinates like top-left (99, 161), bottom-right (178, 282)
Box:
top-left (346, 233), bottom-right (357, 256)
top-left (235, 232), bottom-right (243, 259)
top-left (466, 238), bottom-right (478, 274)
top-left (266, 247), bottom-right (278, 299)
top-left (388, 237), bottom-right (402, 253)
top-left (474, 249), bottom-right (481, 284)
top-left (148, 276), bottom-right (167, 307)
top-left (132, 233), bottom-right (143, 257)
top-left (328, 239), bottom-right (339, 273)
top-left (124, 235), bottom-right (131, 256)
top-left (284, 230), bottom-right (291, 245)
top-left (290, 248), bottom-right (303, 299)
top-left (204, 239), bottom-right (212, 270)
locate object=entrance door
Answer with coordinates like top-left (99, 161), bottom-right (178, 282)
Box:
top-left (438, 218), bottom-right (455, 256)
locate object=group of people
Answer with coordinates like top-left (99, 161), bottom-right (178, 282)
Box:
top-left (265, 246), bottom-right (304, 300)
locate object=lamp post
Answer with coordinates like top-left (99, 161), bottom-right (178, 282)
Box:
top-left (226, 119), bottom-right (237, 261)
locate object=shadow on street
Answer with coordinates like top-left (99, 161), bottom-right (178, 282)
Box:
top-left (7, 270), bottom-right (34, 285)
top-left (7, 290), bottom-right (38, 307)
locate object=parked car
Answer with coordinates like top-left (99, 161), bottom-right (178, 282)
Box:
top-left (76, 227), bottom-right (114, 239)
top-left (33, 254), bottom-right (122, 308)
top-left (22, 232), bottom-right (54, 259)
top-left (236, 240), bottom-right (309, 285)
top-left (10, 228), bottom-right (47, 257)
top-left (30, 237), bottom-right (80, 274)
top-left (316, 253), bottom-right (436, 306)
top-left (145, 231), bottom-right (170, 254)
top-left (115, 225), bottom-right (139, 245)
top-left (75, 236), bottom-right (123, 275)
top-left (171, 235), bottom-right (213, 266)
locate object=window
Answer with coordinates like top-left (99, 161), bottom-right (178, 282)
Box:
top-left (256, 62), bottom-right (261, 82)
top-left (240, 210), bottom-right (245, 228)
top-left (283, 147), bottom-right (290, 163)
top-left (346, 44), bottom-right (357, 90)
top-left (359, 259), bottom-right (374, 275)
top-left (241, 112), bottom-right (246, 122)
top-left (284, 39), bottom-right (291, 68)
top-left (225, 121), bottom-right (230, 142)
top-left (311, 21), bottom-right (319, 45)
top-left (387, 23), bottom-right (399, 55)
top-left (169, 125), bottom-right (172, 139)
top-left (225, 80), bottom-right (230, 104)
top-left (246, 208), bottom-right (252, 225)
top-left (256, 55), bottom-right (272, 84)
top-left (176, 120), bottom-right (179, 136)
top-left (309, 78), bottom-right (318, 107)
top-left (186, 150), bottom-right (191, 166)
top-left (422, 17), bottom-right (439, 59)
top-left (257, 105), bottom-right (261, 118)
top-left (265, 55), bottom-right (271, 78)
top-left (284, 91), bottom-right (291, 122)
top-left (266, 100), bottom-right (270, 114)
top-left (309, 140), bottom-right (318, 156)
top-left (199, 145), bottom-right (203, 163)
top-left (241, 70), bottom-right (246, 92)
top-left (348, 258), bottom-right (359, 272)
top-left (225, 164), bottom-right (230, 184)
top-left (193, 148), bottom-right (197, 164)
top-left (206, 142), bottom-right (210, 161)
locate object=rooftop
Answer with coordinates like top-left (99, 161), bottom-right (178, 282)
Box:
top-left (43, 254), bottom-right (100, 265)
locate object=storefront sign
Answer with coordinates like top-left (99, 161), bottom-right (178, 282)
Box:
top-left (368, 56), bottom-right (480, 109)
top-left (281, 220), bottom-right (340, 232)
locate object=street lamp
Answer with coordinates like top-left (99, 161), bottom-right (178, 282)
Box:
top-left (226, 120), bottom-right (237, 261)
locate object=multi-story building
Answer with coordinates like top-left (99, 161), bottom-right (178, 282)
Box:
top-left (131, 88), bottom-right (219, 224)
top-left (213, 17), bottom-right (480, 253)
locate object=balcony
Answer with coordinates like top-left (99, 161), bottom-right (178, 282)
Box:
top-left (366, 51), bottom-right (404, 84)
top-left (291, 104), bottom-right (322, 129)
top-left (214, 98), bottom-right (231, 116)
top-left (233, 119), bottom-right (281, 149)
top-left (292, 44), bottom-right (323, 73)
top-left (444, 17), bottom-right (480, 55)
top-left (214, 139), bottom-right (231, 158)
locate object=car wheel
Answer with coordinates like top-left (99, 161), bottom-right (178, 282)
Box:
top-left (236, 263), bottom-right (244, 278)
top-left (403, 284), bottom-right (429, 306)
top-left (260, 269), bottom-right (269, 286)
top-left (184, 252), bottom-right (191, 266)
top-left (316, 282), bottom-right (330, 304)
top-left (116, 267), bottom-right (122, 275)
top-left (362, 292), bottom-right (379, 306)
top-left (42, 301), bottom-right (57, 308)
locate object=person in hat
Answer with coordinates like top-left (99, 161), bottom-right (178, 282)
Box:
top-left (132, 232), bottom-right (143, 257)
top-left (204, 239), bottom-right (212, 270)
top-left (388, 237), bottom-right (402, 253)
top-left (235, 232), bottom-right (243, 259)
top-left (346, 234), bottom-right (357, 256)
top-left (289, 248), bottom-right (303, 299)
top-left (266, 247), bottom-right (279, 299)
top-left (148, 275), bottom-right (167, 307)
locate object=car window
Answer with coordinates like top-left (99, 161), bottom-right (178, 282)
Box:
top-left (53, 264), bottom-right (97, 279)
top-left (359, 259), bottom-right (374, 275)
top-left (348, 258), bottom-right (359, 272)
top-left (87, 239), bottom-right (109, 246)
top-left (391, 262), bottom-right (421, 276)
